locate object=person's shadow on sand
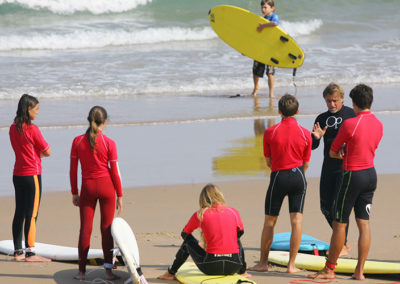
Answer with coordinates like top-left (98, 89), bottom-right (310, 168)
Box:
top-left (54, 268), bottom-right (127, 283)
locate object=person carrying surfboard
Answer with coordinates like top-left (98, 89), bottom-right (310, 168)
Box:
top-left (251, 0), bottom-right (279, 98)
top-left (311, 83), bottom-right (356, 257)
top-left (70, 106), bottom-right (123, 281)
top-left (309, 84), bottom-right (383, 280)
top-left (249, 94), bottom-right (311, 273)
top-left (157, 184), bottom-right (250, 280)
top-left (9, 94), bottom-right (52, 262)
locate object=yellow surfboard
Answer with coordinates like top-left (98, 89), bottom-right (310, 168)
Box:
top-left (209, 5), bottom-right (304, 68)
top-left (269, 251), bottom-right (400, 274)
top-left (176, 262), bottom-right (256, 284)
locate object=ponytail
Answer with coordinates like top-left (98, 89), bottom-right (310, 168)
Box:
top-left (86, 106), bottom-right (108, 151)
top-left (14, 94), bottom-right (39, 133)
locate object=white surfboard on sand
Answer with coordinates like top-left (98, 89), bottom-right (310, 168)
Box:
top-left (111, 217), bottom-right (148, 284)
top-left (0, 240), bottom-right (103, 261)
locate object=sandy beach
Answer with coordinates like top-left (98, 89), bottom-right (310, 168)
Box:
top-left (1, 175), bottom-right (400, 284)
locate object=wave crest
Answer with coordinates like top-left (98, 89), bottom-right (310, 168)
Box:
top-left (280, 19), bottom-right (323, 37)
top-left (0, 0), bottom-right (152, 14)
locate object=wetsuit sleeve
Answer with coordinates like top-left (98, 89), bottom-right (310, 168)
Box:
top-left (331, 121), bottom-right (351, 153)
top-left (183, 212), bottom-right (200, 235)
top-left (31, 125), bottom-right (50, 153)
top-left (303, 131), bottom-right (312, 162)
top-left (311, 117), bottom-right (321, 150)
top-left (108, 139), bottom-right (123, 197)
top-left (271, 14), bottom-right (279, 25)
top-left (70, 139), bottom-right (79, 195)
top-left (263, 130), bottom-right (271, 158)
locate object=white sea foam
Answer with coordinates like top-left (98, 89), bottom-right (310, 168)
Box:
top-left (0, 26), bottom-right (216, 51)
top-left (280, 19), bottom-right (323, 37)
top-left (0, 0), bottom-right (151, 14)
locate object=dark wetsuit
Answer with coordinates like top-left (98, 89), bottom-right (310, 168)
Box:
top-left (312, 106), bottom-right (356, 231)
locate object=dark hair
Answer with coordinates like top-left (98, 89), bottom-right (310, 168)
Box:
top-left (323, 82), bottom-right (344, 98)
top-left (279, 94), bottom-right (299, 117)
top-left (261, 0), bottom-right (275, 7)
top-left (86, 106), bottom-right (108, 151)
top-left (14, 94), bottom-right (39, 133)
top-left (349, 84), bottom-right (373, 110)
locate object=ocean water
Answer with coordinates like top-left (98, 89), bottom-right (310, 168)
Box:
top-left (0, 0), bottom-right (399, 195)
top-left (0, 0), bottom-right (399, 104)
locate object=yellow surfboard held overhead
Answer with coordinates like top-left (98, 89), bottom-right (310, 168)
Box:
top-left (209, 5), bottom-right (305, 68)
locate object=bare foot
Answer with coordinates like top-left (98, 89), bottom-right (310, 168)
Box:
top-left (157, 271), bottom-right (176, 280)
top-left (14, 253), bottom-right (25, 261)
top-left (240, 272), bottom-right (252, 278)
top-left (287, 266), bottom-right (302, 274)
top-left (308, 268), bottom-right (336, 279)
top-left (73, 272), bottom-right (85, 280)
top-left (339, 242), bottom-right (351, 257)
top-left (352, 272), bottom-right (365, 280)
top-left (251, 87), bottom-right (259, 96)
top-left (248, 263), bottom-right (269, 272)
top-left (25, 255), bottom-right (51, 262)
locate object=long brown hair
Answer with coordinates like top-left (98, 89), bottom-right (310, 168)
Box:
top-left (14, 94), bottom-right (39, 133)
top-left (86, 106), bottom-right (107, 151)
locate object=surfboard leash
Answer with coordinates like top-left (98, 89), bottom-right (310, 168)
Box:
top-left (292, 68), bottom-right (298, 96)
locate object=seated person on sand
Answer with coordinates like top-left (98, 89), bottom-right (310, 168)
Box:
top-left (157, 183), bottom-right (250, 280)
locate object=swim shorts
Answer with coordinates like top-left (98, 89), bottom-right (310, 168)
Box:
top-left (253, 60), bottom-right (275, 77)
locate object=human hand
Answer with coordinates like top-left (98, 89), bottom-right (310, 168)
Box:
top-left (116, 197), bottom-right (123, 217)
top-left (257, 23), bottom-right (265, 32)
top-left (312, 122), bottom-right (327, 140)
top-left (338, 145), bottom-right (346, 158)
top-left (72, 194), bottom-right (80, 207)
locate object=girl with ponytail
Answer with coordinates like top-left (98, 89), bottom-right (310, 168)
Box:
top-left (158, 184), bottom-right (250, 280)
top-left (70, 106), bottom-right (123, 281)
top-left (9, 94), bottom-right (51, 262)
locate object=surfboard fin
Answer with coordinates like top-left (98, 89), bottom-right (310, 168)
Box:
top-left (280, 36), bottom-right (289, 42)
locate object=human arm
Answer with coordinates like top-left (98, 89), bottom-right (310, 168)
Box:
top-left (108, 140), bottom-right (123, 198)
top-left (257, 21), bottom-right (276, 32)
top-left (303, 161), bottom-right (309, 172)
top-left (266, 157), bottom-right (272, 168)
top-left (312, 122), bottom-right (328, 141)
top-left (32, 125), bottom-right (51, 157)
top-left (70, 139), bottom-right (79, 196)
top-left (116, 196), bottom-right (123, 216)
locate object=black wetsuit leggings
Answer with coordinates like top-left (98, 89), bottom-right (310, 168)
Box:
top-left (319, 167), bottom-right (349, 242)
top-left (12, 175), bottom-right (42, 256)
top-left (168, 233), bottom-right (246, 275)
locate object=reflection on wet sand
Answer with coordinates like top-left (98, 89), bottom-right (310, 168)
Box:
top-left (212, 97), bottom-right (276, 176)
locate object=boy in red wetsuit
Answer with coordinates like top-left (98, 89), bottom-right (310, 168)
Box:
top-left (70, 106), bottom-right (123, 281)
top-left (157, 184), bottom-right (249, 280)
top-left (309, 84), bottom-right (383, 280)
top-left (249, 94), bottom-right (312, 273)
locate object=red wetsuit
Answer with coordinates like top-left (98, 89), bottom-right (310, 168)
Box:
top-left (263, 117), bottom-right (312, 172)
top-left (70, 130), bottom-right (122, 272)
top-left (183, 204), bottom-right (243, 254)
top-left (10, 122), bottom-right (50, 252)
top-left (331, 111), bottom-right (383, 171)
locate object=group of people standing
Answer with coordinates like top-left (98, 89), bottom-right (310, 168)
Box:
top-left (9, 82), bottom-right (383, 282)
top-left (10, 97), bottom-right (122, 280)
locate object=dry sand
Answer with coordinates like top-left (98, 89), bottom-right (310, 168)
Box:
top-left (1, 175), bottom-right (400, 284)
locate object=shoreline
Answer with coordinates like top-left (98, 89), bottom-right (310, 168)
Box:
top-left (1, 176), bottom-right (400, 283)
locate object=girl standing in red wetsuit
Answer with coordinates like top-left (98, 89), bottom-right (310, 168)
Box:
top-left (10, 94), bottom-right (52, 262)
top-left (70, 106), bottom-right (123, 281)
top-left (157, 184), bottom-right (250, 280)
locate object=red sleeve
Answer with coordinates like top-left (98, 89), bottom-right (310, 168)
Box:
top-left (263, 130), bottom-right (271, 158)
top-left (183, 212), bottom-right (200, 234)
top-left (331, 122), bottom-right (350, 153)
top-left (231, 207), bottom-right (244, 232)
top-left (32, 125), bottom-right (49, 153)
top-left (108, 139), bottom-right (123, 197)
top-left (70, 138), bottom-right (79, 195)
top-left (303, 131), bottom-right (312, 162)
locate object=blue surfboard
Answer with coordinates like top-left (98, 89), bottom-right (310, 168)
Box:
top-left (271, 232), bottom-right (329, 255)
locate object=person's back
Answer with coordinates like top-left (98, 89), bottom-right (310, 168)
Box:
top-left (184, 204), bottom-right (242, 254)
top-left (332, 111), bottom-right (383, 171)
top-left (264, 117), bottom-right (310, 172)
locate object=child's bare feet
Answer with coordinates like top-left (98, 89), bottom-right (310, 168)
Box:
top-left (25, 255), bottom-right (51, 262)
top-left (73, 272), bottom-right (85, 280)
top-left (14, 253), bottom-right (25, 261)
